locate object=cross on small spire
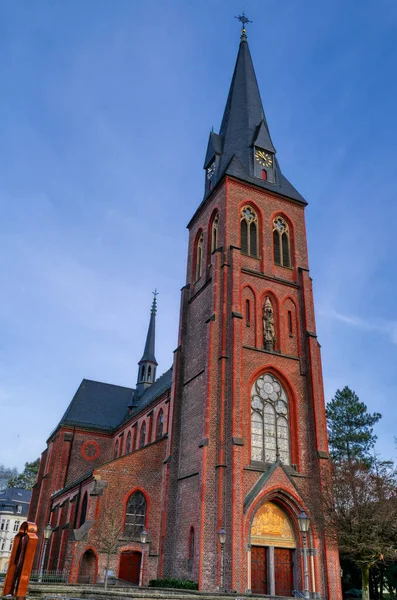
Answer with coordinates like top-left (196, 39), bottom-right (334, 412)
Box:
top-left (235, 11), bottom-right (252, 41)
top-left (151, 289), bottom-right (158, 315)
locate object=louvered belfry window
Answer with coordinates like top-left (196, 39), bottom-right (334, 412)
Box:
top-left (273, 216), bottom-right (291, 267)
top-left (240, 206), bottom-right (258, 257)
top-left (125, 491), bottom-right (146, 538)
top-left (251, 373), bottom-right (290, 465)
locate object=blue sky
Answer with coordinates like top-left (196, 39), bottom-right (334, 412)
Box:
top-left (1, 0), bottom-right (397, 470)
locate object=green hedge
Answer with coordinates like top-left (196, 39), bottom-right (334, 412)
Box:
top-left (148, 578), bottom-right (198, 590)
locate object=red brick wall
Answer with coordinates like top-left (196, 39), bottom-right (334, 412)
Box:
top-left (164, 176), bottom-right (342, 598)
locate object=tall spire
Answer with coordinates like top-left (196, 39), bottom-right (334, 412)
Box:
top-left (202, 17), bottom-right (305, 205)
top-left (135, 291), bottom-right (158, 398)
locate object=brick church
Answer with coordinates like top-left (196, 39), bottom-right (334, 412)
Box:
top-left (29, 21), bottom-right (342, 600)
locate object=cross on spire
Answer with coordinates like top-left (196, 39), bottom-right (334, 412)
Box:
top-left (235, 11), bottom-right (252, 41)
top-left (151, 289), bottom-right (158, 315)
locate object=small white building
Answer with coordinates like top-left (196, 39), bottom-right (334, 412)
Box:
top-left (0, 488), bottom-right (31, 572)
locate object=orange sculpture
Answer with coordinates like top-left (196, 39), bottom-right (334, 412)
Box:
top-left (2, 521), bottom-right (38, 598)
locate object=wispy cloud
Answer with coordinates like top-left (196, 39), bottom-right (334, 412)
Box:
top-left (318, 306), bottom-right (397, 345)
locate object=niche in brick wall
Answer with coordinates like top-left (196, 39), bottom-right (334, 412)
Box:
top-left (283, 297), bottom-right (298, 356)
top-left (242, 286), bottom-right (256, 347)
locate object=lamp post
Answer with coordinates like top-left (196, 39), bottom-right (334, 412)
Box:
top-left (218, 528), bottom-right (226, 591)
top-left (139, 528), bottom-right (148, 587)
top-left (298, 511), bottom-right (311, 599)
top-left (38, 523), bottom-right (53, 582)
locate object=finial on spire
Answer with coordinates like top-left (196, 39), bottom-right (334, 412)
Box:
top-left (235, 10), bottom-right (252, 41)
top-left (151, 289), bottom-right (158, 315)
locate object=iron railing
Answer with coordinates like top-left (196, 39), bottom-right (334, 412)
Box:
top-left (29, 569), bottom-right (68, 583)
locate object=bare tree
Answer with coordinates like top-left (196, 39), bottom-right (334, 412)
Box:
top-left (321, 459), bottom-right (397, 600)
top-left (94, 483), bottom-right (126, 591)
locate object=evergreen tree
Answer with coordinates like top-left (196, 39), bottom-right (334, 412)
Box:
top-left (7, 458), bottom-right (40, 489)
top-left (326, 386), bottom-right (381, 464)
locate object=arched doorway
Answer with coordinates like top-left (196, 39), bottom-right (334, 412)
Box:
top-left (250, 502), bottom-right (296, 597)
top-left (78, 550), bottom-right (97, 584)
top-left (119, 551), bottom-right (141, 584)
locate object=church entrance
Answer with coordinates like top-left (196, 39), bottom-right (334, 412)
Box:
top-left (250, 502), bottom-right (296, 597)
top-left (119, 551), bottom-right (141, 584)
top-left (78, 550), bottom-right (97, 584)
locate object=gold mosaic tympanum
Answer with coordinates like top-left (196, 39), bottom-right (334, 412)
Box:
top-left (251, 502), bottom-right (296, 548)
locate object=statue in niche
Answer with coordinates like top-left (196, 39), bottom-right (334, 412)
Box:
top-left (263, 296), bottom-right (276, 351)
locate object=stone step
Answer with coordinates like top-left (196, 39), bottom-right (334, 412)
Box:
top-left (27, 583), bottom-right (297, 600)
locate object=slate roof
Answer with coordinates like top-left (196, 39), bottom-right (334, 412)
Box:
top-left (55, 367), bottom-right (173, 435)
top-left (0, 488), bottom-right (31, 517)
top-left (197, 36), bottom-right (306, 225)
top-left (58, 379), bottom-right (133, 432)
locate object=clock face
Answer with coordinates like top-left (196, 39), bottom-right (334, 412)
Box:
top-left (255, 149), bottom-right (273, 168)
top-left (207, 161), bottom-right (216, 180)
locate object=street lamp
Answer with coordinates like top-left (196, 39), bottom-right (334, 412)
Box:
top-left (139, 529), bottom-right (148, 587)
top-left (298, 511), bottom-right (311, 599)
top-left (218, 528), bottom-right (226, 591)
top-left (38, 523), bottom-right (53, 582)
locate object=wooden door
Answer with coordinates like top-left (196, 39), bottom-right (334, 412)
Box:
top-left (274, 548), bottom-right (294, 597)
top-left (119, 551), bottom-right (141, 584)
top-left (251, 546), bottom-right (268, 594)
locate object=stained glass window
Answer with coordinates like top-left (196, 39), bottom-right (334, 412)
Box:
top-left (125, 491), bottom-right (146, 537)
top-left (251, 373), bottom-right (290, 465)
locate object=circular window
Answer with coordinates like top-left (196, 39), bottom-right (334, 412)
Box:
top-left (81, 440), bottom-right (101, 461)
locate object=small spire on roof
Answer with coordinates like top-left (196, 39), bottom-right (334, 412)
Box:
top-left (235, 10), bottom-right (252, 41)
top-left (151, 289), bottom-right (158, 315)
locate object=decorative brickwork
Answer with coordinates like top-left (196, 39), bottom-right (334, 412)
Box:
top-left (29, 31), bottom-right (342, 600)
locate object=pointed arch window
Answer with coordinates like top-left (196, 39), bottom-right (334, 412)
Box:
top-left (195, 231), bottom-right (204, 280)
top-left (139, 422), bottom-right (146, 448)
top-left (79, 492), bottom-right (88, 527)
top-left (126, 431), bottom-right (132, 454)
top-left (125, 491), bottom-right (146, 537)
top-left (251, 373), bottom-right (290, 465)
top-left (241, 206), bottom-right (258, 257)
top-left (273, 216), bottom-right (291, 267)
top-left (188, 526), bottom-right (195, 572)
top-left (156, 409), bottom-right (164, 439)
top-left (147, 366), bottom-right (152, 382)
top-left (140, 365), bottom-right (145, 381)
top-left (211, 213), bottom-right (219, 253)
top-left (113, 439), bottom-right (119, 460)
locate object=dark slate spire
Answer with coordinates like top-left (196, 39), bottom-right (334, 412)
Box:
top-left (135, 292), bottom-right (158, 398)
top-left (202, 22), bottom-right (305, 205)
top-left (139, 292), bottom-right (158, 364)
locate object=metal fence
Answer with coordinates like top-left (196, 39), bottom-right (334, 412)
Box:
top-left (29, 569), bottom-right (68, 583)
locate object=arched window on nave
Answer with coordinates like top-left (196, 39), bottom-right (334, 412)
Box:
top-left (156, 409), bottom-right (164, 439)
top-left (126, 431), bottom-right (132, 454)
top-left (139, 421), bottom-right (146, 448)
top-left (251, 373), bottom-right (290, 465)
top-left (113, 439), bottom-right (119, 460)
top-left (79, 492), bottom-right (88, 527)
top-left (124, 490), bottom-right (146, 537)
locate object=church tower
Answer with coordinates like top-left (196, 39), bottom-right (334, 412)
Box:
top-left (163, 18), bottom-right (342, 599)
